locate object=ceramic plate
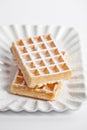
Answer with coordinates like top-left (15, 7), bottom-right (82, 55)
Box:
top-left (0, 25), bottom-right (87, 112)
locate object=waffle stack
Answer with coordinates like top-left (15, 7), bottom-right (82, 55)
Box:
top-left (10, 34), bottom-right (72, 100)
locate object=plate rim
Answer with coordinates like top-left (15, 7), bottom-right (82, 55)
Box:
top-left (0, 25), bottom-right (86, 112)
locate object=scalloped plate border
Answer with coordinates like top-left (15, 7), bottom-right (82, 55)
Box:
top-left (0, 25), bottom-right (87, 112)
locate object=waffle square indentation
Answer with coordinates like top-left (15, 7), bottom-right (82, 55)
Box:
top-left (30, 69), bottom-right (40, 76)
top-left (22, 55), bottom-right (31, 61)
top-left (41, 50), bottom-right (50, 57)
top-left (35, 60), bottom-right (45, 67)
top-left (16, 40), bottom-right (24, 46)
top-left (15, 77), bottom-right (24, 84)
top-left (59, 63), bottom-right (69, 71)
top-left (43, 34), bottom-right (52, 41)
top-left (40, 67), bottom-right (49, 74)
top-left (25, 38), bottom-right (33, 44)
top-left (26, 62), bottom-right (35, 68)
top-left (18, 70), bottom-right (23, 76)
top-left (34, 36), bottom-right (43, 42)
top-left (51, 48), bottom-right (59, 55)
top-left (54, 55), bottom-right (64, 63)
top-left (45, 58), bottom-right (54, 65)
top-left (19, 47), bottom-right (27, 53)
top-left (49, 65), bottom-right (59, 73)
top-left (45, 83), bottom-right (57, 91)
top-left (31, 53), bottom-right (41, 59)
top-left (28, 45), bottom-right (37, 52)
top-left (47, 41), bottom-right (56, 48)
top-left (38, 43), bottom-right (46, 50)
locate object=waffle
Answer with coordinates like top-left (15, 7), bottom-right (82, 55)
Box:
top-left (11, 34), bottom-right (72, 88)
top-left (10, 69), bottom-right (62, 101)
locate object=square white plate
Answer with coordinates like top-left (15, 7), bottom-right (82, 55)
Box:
top-left (0, 25), bottom-right (86, 112)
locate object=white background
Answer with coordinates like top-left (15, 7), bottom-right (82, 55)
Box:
top-left (0, 0), bottom-right (87, 130)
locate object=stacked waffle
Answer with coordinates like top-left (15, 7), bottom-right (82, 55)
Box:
top-left (10, 34), bottom-right (72, 101)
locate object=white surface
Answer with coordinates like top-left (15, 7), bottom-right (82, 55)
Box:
top-left (0, 25), bottom-right (86, 112)
top-left (0, 0), bottom-right (87, 130)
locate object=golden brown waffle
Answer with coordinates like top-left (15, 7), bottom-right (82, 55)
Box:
top-left (11, 34), bottom-right (72, 88)
top-left (10, 69), bottom-right (62, 101)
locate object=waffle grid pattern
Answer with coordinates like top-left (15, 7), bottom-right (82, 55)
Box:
top-left (15, 34), bottom-right (70, 77)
